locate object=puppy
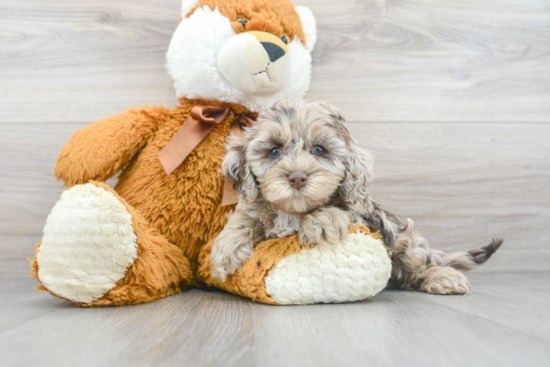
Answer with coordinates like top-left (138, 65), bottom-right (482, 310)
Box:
top-left (211, 100), bottom-right (502, 294)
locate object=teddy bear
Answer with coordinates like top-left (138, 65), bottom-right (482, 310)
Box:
top-left (31, 0), bottom-right (392, 306)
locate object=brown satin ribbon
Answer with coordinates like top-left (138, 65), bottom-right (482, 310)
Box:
top-left (158, 105), bottom-right (254, 207)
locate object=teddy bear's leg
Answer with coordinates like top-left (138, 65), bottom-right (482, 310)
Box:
top-left (197, 227), bottom-right (392, 305)
top-left (31, 182), bottom-right (192, 306)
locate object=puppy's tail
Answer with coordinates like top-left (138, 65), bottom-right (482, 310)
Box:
top-left (434, 238), bottom-right (503, 271)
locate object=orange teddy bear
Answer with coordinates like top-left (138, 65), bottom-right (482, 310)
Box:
top-left (31, 0), bottom-right (391, 306)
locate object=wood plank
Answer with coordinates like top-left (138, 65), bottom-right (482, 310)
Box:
top-left (359, 121), bottom-right (550, 274)
top-left (0, 273), bottom-right (549, 367)
top-left (302, 0), bottom-right (550, 122)
top-left (1, 0), bottom-right (549, 123)
top-left (429, 272), bottom-right (550, 342)
top-left (1, 122), bottom-right (549, 275)
top-left (0, 278), bottom-right (70, 332)
top-left (0, 0), bottom-right (180, 124)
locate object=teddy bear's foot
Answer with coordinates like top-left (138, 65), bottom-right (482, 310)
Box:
top-left (198, 227), bottom-right (392, 305)
top-left (34, 183), bottom-right (137, 303)
top-left (264, 229), bottom-right (392, 304)
top-left (32, 182), bottom-right (192, 306)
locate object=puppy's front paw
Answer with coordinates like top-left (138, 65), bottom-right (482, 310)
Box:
top-left (299, 208), bottom-right (351, 246)
top-left (210, 248), bottom-right (229, 282)
top-left (210, 238), bottom-right (254, 282)
top-left (421, 267), bottom-right (472, 295)
top-left (298, 220), bottom-right (323, 246)
top-left (211, 261), bottom-right (229, 283)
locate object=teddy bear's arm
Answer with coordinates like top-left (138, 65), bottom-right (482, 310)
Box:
top-left (54, 106), bottom-right (170, 187)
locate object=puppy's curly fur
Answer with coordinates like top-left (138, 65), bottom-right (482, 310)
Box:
top-left (211, 100), bottom-right (502, 294)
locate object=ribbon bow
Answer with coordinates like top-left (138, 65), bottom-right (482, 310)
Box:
top-left (158, 105), bottom-right (255, 206)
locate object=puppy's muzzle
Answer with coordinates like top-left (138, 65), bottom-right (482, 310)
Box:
top-left (217, 31), bottom-right (290, 97)
top-left (288, 172), bottom-right (308, 190)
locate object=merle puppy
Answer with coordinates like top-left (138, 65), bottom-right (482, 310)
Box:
top-left (210, 100), bottom-right (502, 294)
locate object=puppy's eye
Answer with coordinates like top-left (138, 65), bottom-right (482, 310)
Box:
top-left (237, 18), bottom-right (249, 29)
top-left (281, 34), bottom-right (289, 45)
top-left (312, 146), bottom-right (326, 156)
top-left (269, 148), bottom-right (282, 159)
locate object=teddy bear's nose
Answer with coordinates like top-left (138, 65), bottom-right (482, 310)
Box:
top-left (246, 31), bottom-right (288, 63)
top-left (261, 42), bottom-right (285, 62)
top-left (288, 172), bottom-right (308, 189)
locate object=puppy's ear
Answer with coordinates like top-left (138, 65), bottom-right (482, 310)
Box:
top-left (222, 136), bottom-right (258, 203)
top-left (329, 111), bottom-right (374, 208)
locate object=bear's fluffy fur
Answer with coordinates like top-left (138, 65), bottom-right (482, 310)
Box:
top-left (31, 0), bottom-right (392, 306)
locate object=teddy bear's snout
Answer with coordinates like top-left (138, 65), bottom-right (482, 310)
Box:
top-left (247, 30), bottom-right (289, 61)
top-left (217, 30), bottom-right (290, 97)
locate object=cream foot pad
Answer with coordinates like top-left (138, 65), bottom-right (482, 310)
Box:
top-left (264, 231), bottom-right (391, 305)
top-left (37, 183), bottom-right (138, 303)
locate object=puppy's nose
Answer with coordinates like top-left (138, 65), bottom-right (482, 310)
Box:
top-left (288, 172), bottom-right (308, 189)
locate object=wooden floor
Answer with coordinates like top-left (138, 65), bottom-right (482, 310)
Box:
top-left (1, 0), bottom-right (549, 366)
top-left (1, 272), bottom-right (550, 367)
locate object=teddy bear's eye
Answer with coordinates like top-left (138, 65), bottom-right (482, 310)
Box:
top-left (269, 148), bottom-right (282, 159)
top-left (281, 34), bottom-right (289, 45)
top-left (312, 146), bottom-right (325, 156)
top-left (237, 18), bottom-right (249, 29)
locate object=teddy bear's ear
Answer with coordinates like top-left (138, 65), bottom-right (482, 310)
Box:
top-left (181, 0), bottom-right (199, 18)
top-left (295, 6), bottom-right (317, 53)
